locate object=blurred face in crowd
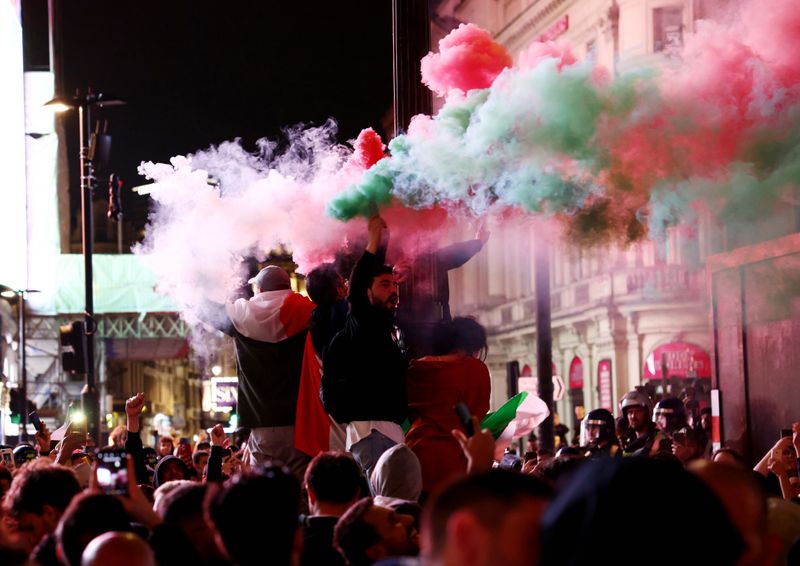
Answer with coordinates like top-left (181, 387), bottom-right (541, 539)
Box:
top-left (175, 442), bottom-right (193, 464)
top-left (10, 508), bottom-right (59, 551)
top-left (160, 460), bottom-right (186, 483)
top-left (368, 273), bottom-right (399, 313)
top-left (701, 412), bottom-right (711, 432)
top-left (672, 436), bottom-right (700, 464)
top-left (626, 406), bottom-right (648, 433)
top-left (194, 453), bottom-right (209, 476)
top-left (654, 412), bottom-right (669, 432)
top-left (364, 505), bottom-right (418, 558)
top-left (159, 438), bottom-right (174, 457)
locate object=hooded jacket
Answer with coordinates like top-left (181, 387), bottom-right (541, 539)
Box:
top-left (223, 289), bottom-right (314, 428)
top-left (154, 455), bottom-right (191, 488)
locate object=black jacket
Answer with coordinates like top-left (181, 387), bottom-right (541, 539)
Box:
top-left (321, 251), bottom-right (408, 424)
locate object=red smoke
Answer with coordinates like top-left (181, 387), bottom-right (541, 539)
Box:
top-left (421, 23), bottom-right (513, 98)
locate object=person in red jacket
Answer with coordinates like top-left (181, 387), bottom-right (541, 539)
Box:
top-left (405, 317), bottom-right (491, 496)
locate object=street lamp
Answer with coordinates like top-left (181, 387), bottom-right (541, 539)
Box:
top-left (0, 286), bottom-right (40, 443)
top-left (44, 88), bottom-right (126, 444)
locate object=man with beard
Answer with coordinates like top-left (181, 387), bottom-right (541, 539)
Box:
top-left (322, 215), bottom-right (408, 478)
top-left (334, 498), bottom-right (419, 566)
top-left (618, 390), bottom-right (657, 457)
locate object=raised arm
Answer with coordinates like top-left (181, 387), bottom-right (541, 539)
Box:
top-left (348, 215), bottom-right (388, 317)
top-left (124, 392), bottom-right (150, 485)
top-left (436, 224), bottom-right (489, 271)
top-left (198, 299), bottom-right (234, 336)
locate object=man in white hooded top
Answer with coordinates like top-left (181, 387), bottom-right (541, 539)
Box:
top-left (211, 265), bottom-right (314, 480)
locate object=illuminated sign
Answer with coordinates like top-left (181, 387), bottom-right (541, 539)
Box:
top-left (598, 360), bottom-right (613, 411)
top-left (211, 377), bottom-right (238, 412)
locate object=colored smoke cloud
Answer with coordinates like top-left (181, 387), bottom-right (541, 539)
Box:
top-left (139, 0), bottom-right (800, 337)
top-left (332, 0), bottom-right (800, 246)
top-left (136, 125), bottom-right (459, 332)
top-left (421, 23), bottom-right (512, 98)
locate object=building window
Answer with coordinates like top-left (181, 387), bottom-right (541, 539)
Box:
top-left (653, 6), bottom-right (683, 54)
top-left (524, 300), bottom-right (536, 319)
top-left (501, 307), bottom-right (513, 325)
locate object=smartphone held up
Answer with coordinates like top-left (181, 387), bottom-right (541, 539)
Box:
top-left (96, 449), bottom-right (129, 496)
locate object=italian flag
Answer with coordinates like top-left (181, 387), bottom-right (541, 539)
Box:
top-left (294, 334), bottom-right (345, 456)
top-left (482, 392), bottom-right (550, 459)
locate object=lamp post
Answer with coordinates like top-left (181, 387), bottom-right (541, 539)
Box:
top-left (45, 89), bottom-right (124, 444)
top-left (0, 287), bottom-right (40, 443)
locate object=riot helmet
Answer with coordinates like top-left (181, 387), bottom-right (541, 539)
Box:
top-left (619, 390), bottom-right (653, 416)
top-left (13, 444), bottom-right (37, 467)
top-left (583, 408), bottom-right (616, 445)
top-left (620, 390), bottom-right (654, 434)
top-left (652, 397), bottom-right (687, 435)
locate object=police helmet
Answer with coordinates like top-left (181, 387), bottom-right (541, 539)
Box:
top-left (13, 444), bottom-right (37, 467)
top-left (583, 408), bottom-right (616, 444)
top-left (619, 390), bottom-right (653, 416)
top-left (652, 397), bottom-right (687, 434)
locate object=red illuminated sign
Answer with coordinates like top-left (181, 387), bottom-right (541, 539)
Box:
top-left (643, 342), bottom-right (711, 379)
top-left (598, 360), bottom-right (613, 410)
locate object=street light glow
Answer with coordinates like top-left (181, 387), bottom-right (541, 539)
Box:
top-left (211, 365), bottom-right (222, 376)
top-left (43, 101), bottom-right (72, 113)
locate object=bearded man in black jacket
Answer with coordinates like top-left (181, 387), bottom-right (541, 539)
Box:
top-left (322, 215), bottom-right (408, 478)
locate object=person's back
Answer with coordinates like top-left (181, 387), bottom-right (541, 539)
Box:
top-left (405, 318), bottom-right (491, 495)
top-left (302, 452), bottom-right (363, 566)
top-left (220, 265), bottom-right (314, 478)
top-left (56, 493), bottom-right (134, 566)
top-left (540, 458), bottom-right (744, 565)
top-left (207, 465), bottom-right (301, 566)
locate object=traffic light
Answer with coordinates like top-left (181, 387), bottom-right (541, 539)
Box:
top-left (60, 321), bottom-right (89, 375)
top-left (9, 388), bottom-right (23, 422)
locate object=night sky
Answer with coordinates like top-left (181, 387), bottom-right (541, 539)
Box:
top-left (55, 1), bottom-right (394, 244)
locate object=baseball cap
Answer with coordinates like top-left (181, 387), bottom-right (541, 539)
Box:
top-left (248, 265), bottom-right (291, 292)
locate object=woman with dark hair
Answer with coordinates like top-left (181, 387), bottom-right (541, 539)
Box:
top-left (405, 317), bottom-right (491, 496)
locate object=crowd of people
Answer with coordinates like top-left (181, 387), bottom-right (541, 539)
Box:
top-left (1, 215), bottom-right (800, 565)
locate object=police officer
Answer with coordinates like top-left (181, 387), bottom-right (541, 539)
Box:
top-left (651, 397), bottom-right (688, 454)
top-left (619, 390), bottom-right (657, 457)
top-left (582, 408), bottom-right (620, 458)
